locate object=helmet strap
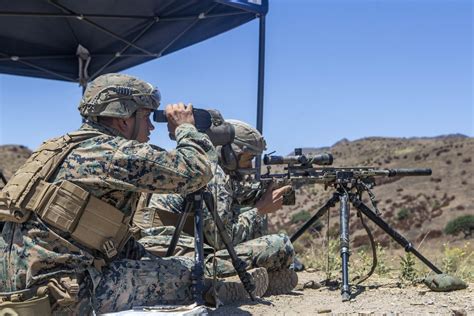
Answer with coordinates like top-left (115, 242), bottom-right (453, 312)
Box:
top-left (130, 112), bottom-right (140, 141)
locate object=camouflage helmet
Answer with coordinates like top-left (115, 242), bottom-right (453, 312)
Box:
top-left (78, 73), bottom-right (160, 120)
top-left (226, 119), bottom-right (266, 155)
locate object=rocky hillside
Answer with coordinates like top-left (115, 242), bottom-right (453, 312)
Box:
top-left (0, 145), bottom-right (32, 187)
top-left (268, 135), bottom-right (473, 248)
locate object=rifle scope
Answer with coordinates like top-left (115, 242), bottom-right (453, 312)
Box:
top-left (263, 152), bottom-right (334, 166)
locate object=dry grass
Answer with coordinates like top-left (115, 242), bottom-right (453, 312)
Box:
top-left (295, 233), bottom-right (474, 283)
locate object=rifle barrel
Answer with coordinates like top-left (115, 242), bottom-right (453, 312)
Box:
top-left (387, 168), bottom-right (432, 177)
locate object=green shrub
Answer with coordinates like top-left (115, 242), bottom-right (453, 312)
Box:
top-left (375, 244), bottom-right (392, 276)
top-left (353, 243), bottom-right (392, 279)
top-left (399, 252), bottom-right (418, 283)
top-left (291, 210), bottom-right (311, 224)
top-left (444, 215), bottom-right (474, 238)
top-left (396, 208), bottom-right (410, 221)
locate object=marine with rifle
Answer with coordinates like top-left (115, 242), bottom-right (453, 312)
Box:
top-left (133, 119), bottom-right (299, 301)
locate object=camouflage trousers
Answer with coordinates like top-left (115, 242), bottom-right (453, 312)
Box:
top-left (1, 221), bottom-right (195, 315)
top-left (138, 226), bottom-right (295, 278)
top-left (67, 256), bottom-right (195, 315)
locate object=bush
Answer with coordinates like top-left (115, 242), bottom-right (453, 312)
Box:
top-left (396, 208), bottom-right (410, 221)
top-left (291, 210), bottom-right (311, 224)
top-left (399, 253), bottom-right (418, 283)
top-left (444, 215), bottom-right (474, 238)
top-left (441, 242), bottom-right (473, 280)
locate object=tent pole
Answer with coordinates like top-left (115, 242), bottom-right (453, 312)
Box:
top-left (255, 14), bottom-right (266, 179)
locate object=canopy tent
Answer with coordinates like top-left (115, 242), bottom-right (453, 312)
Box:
top-left (0, 0), bottom-right (267, 85)
top-left (0, 0), bottom-right (268, 175)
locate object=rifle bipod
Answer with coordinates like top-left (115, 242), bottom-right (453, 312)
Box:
top-left (290, 186), bottom-right (443, 302)
top-left (166, 189), bottom-right (256, 305)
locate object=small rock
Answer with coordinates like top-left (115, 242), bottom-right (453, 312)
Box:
top-left (452, 309), bottom-right (467, 316)
top-left (306, 268), bottom-right (317, 273)
top-left (303, 280), bottom-right (322, 289)
top-left (317, 309), bottom-right (331, 314)
top-left (294, 284), bottom-right (305, 291)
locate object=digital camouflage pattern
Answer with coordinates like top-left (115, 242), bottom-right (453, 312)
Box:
top-left (89, 250), bottom-right (196, 312)
top-left (138, 226), bottom-right (214, 257)
top-left (137, 225), bottom-right (294, 278)
top-left (78, 73), bottom-right (161, 120)
top-left (225, 119), bottom-right (266, 155)
top-left (136, 164), bottom-right (295, 277)
top-left (0, 119), bottom-right (215, 314)
top-left (205, 232), bottom-right (294, 277)
top-left (145, 165), bottom-right (269, 250)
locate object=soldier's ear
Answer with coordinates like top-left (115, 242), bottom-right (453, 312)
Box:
top-left (116, 117), bottom-right (127, 129)
top-left (114, 117), bottom-right (134, 138)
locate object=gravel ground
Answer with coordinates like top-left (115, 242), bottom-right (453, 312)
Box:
top-left (209, 271), bottom-right (473, 315)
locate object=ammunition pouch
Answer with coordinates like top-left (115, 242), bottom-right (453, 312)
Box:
top-left (43, 276), bottom-right (80, 309)
top-left (0, 291), bottom-right (51, 316)
top-left (0, 276), bottom-right (81, 315)
top-left (29, 179), bottom-right (130, 259)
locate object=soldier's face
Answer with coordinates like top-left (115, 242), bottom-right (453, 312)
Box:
top-left (237, 152), bottom-right (255, 169)
top-left (137, 109), bottom-right (155, 143)
top-left (125, 109), bottom-right (155, 143)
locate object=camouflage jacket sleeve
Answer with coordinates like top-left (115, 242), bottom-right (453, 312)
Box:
top-left (203, 166), bottom-right (267, 250)
top-left (148, 193), bottom-right (185, 214)
top-left (107, 123), bottom-right (215, 195)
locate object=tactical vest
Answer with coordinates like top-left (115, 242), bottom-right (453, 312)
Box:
top-left (0, 130), bottom-right (132, 259)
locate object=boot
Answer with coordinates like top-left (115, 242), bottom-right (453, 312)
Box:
top-left (205, 267), bottom-right (269, 305)
top-left (265, 268), bottom-right (298, 296)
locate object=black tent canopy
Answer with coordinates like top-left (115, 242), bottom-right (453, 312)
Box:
top-left (1, 0), bottom-right (269, 170)
top-left (0, 0), bottom-right (268, 86)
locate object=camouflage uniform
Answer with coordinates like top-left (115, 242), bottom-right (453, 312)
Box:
top-left (136, 161), bottom-right (295, 278)
top-left (0, 74), bottom-right (215, 314)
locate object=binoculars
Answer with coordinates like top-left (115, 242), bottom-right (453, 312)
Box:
top-left (153, 108), bottom-right (235, 146)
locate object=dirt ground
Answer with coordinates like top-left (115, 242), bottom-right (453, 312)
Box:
top-left (210, 271), bottom-right (473, 315)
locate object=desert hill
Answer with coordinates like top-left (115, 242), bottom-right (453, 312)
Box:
top-left (0, 144), bottom-right (32, 186)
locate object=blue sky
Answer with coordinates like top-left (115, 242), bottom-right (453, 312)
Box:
top-left (0, 0), bottom-right (472, 155)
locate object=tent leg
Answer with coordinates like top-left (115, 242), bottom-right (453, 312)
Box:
top-left (255, 14), bottom-right (266, 179)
